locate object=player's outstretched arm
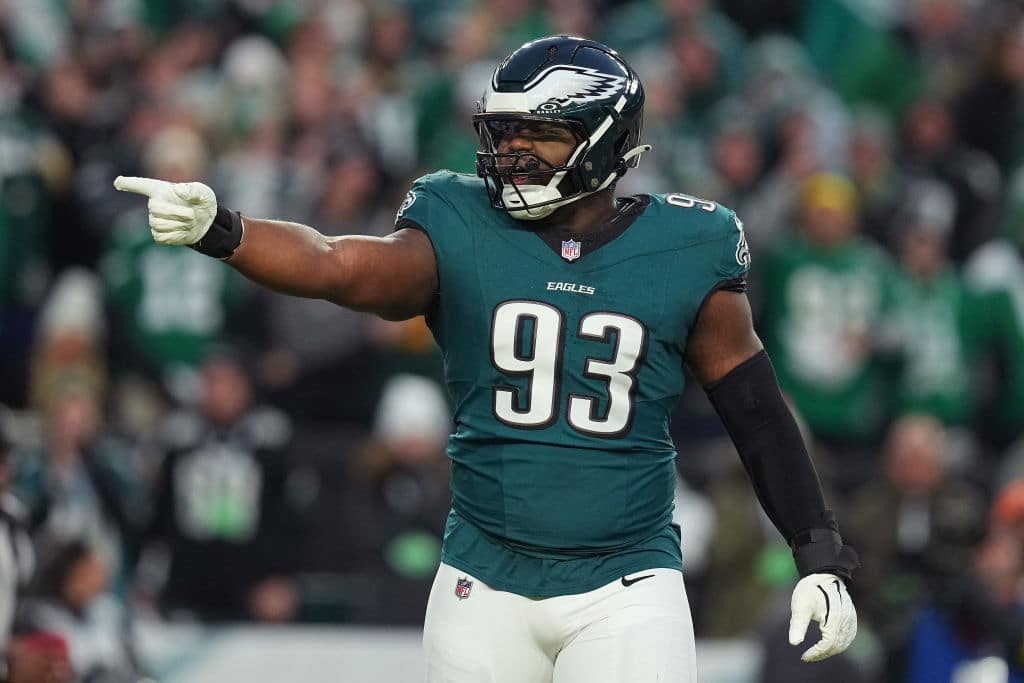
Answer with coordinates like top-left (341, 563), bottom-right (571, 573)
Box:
top-left (228, 219), bottom-right (437, 320)
top-left (685, 289), bottom-right (858, 662)
top-left (113, 176), bottom-right (437, 321)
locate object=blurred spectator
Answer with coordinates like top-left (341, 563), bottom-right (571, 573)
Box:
top-left (991, 479), bottom-right (1024, 541)
top-left (758, 172), bottom-right (895, 485)
top-left (604, 0), bottom-right (748, 100)
top-left (901, 95), bottom-right (1001, 263)
top-left (886, 180), bottom-right (983, 429)
top-left (682, 100), bottom-right (765, 222)
top-left (545, 0), bottom-right (597, 37)
top-left (965, 167), bottom-right (1024, 450)
top-left (0, 409), bottom-right (71, 683)
top-left (896, 0), bottom-right (981, 94)
top-left (848, 107), bottom-right (906, 249)
top-left (0, 40), bottom-right (66, 407)
top-left (5, 633), bottom-right (71, 683)
top-left (739, 39), bottom-right (850, 250)
top-left (212, 36), bottom-right (291, 218)
top-left (720, 0), bottom-right (802, 36)
top-left (905, 528), bottom-right (1024, 683)
top-left (739, 100), bottom-right (823, 252)
top-left (16, 541), bottom-right (144, 683)
top-left (337, 374), bottom-right (451, 624)
top-left (695, 437), bottom-right (778, 638)
top-left (0, 409), bottom-right (33, 647)
top-left (13, 388), bottom-right (146, 593)
top-left (954, 7), bottom-right (1024, 174)
top-left (27, 269), bottom-right (106, 418)
top-left (845, 414), bottom-right (987, 680)
top-left (140, 349), bottom-right (300, 623)
top-left (695, 402), bottom-right (833, 639)
top-left (255, 150), bottom-right (389, 420)
top-left (100, 125), bottom-right (258, 407)
top-left (800, 0), bottom-right (980, 122)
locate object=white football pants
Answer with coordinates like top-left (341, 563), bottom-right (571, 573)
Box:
top-left (423, 562), bottom-right (698, 682)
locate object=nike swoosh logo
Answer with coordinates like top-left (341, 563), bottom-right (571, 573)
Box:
top-left (817, 585), bottom-right (831, 627)
top-left (621, 574), bottom-right (655, 587)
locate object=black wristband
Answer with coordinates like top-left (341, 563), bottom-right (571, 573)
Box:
top-left (792, 527), bottom-right (861, 580)
top-left (190, 206), bottom-right (244, 259)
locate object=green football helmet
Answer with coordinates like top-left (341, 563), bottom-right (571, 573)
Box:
top-left (474, 35), bottom-right (650, 220)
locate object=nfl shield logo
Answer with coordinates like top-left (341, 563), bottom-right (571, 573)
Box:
top-left (455, 577), bottom-right (473, 600)
top-left (561, 239), bottom-right (582, 262)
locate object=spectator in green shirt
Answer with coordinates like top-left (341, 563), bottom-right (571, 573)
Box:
top-left (887, 179), bottom-right (981, 428)
top-left (100, 126), bottom-right (257, 405)
top-left (965, 167), bottom-right (1024, 449)
top-left (760, 172), bottom-right (895, 489)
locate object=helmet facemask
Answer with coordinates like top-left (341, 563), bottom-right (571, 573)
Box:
top-left (475, 116), bottom-right (592, 220)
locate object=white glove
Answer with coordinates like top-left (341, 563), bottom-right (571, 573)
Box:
top-left (788, 573), bottom-right (857, 662)
top-left (113, 176), bottom-right (217, 246)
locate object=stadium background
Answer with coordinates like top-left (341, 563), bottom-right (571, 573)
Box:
top-left (2, 0), bottom-right (1024, 680)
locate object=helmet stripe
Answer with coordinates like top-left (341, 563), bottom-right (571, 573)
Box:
top-left (484, 91), bottom-right (533, 113)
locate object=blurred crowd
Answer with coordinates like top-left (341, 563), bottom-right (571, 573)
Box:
top-left (3, 0), bottom-right (1024, 681)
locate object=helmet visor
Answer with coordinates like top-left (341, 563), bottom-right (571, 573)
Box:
top-left (475, 115), bottom-right (585, 182)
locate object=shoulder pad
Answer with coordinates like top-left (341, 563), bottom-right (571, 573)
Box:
top-left (396, 171), bottom-right (485, 224)
top-left (653, 193), bottom-right (747, 257)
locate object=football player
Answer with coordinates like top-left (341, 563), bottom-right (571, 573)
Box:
top-left (115, 36), bottom-right (858, 682)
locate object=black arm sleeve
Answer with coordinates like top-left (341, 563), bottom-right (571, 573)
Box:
top-left (704, 350), bottom-right (859, 579)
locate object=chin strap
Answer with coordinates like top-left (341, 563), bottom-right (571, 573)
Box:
top-left (604, 144), bottom-right (653, 190)
top-left (621, 144), bottom-right (652, 165)
top-left (594, 144), bottom-right (655, 194)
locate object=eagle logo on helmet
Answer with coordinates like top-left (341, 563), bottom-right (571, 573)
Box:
top-left (485, 65), bottom-right (627, 114)
top-left (522, 65), bottom-right (625, 104)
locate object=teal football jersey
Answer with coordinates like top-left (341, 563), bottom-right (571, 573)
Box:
top-left (397, 171), bottom-right (749, 596)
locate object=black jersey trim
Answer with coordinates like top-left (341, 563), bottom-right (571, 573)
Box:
top-left (716, 277), bottom-right (748, 294)
top-left (684, 276), bottom-right (749, 343)
top-left (534, 195), bottom-right (652, 261)
top-left (395, 217), bottom-right (427, 238)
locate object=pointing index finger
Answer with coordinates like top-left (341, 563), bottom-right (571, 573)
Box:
top-left (113, 176), bottom-right (171, 198)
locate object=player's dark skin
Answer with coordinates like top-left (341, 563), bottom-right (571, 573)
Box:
top-left (225, 121), bottom-right (762, 385)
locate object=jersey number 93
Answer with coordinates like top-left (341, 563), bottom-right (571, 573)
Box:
top-left (490, 300), bottom-right (648, 437)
